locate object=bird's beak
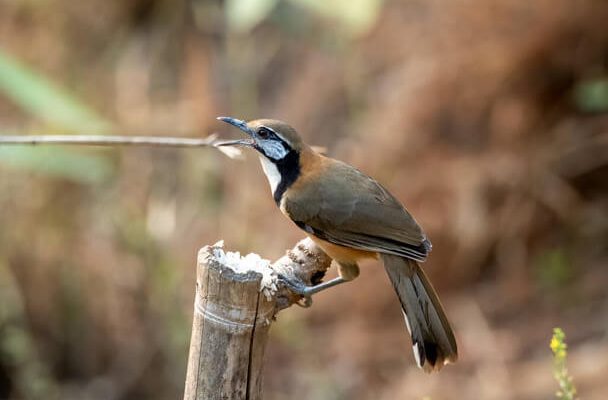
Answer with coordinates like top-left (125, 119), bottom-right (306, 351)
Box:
top-left (216, 116), bottom-right (255, 147)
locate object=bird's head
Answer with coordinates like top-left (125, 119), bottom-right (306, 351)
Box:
top-left (217, 117), bottom-right (304, 203)
top-left (216, 117), bottom-right (303, 162)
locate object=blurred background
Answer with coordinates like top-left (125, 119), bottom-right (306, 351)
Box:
top-left (1, 0), bottom-right (607, 399)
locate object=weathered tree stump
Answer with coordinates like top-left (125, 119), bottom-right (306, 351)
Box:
top-left (183, 238), bottom-right (332, 400)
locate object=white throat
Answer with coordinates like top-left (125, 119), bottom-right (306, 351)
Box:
top-left (259, 156), bottom-right (281, 195)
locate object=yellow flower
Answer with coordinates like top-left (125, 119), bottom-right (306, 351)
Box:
top-left (550, 336), bottom-right (560, 353)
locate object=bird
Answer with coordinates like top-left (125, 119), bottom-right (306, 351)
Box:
top-left (217, 116), bottom-right (457, 372)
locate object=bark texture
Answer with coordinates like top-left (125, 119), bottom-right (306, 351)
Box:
top-left (184, 238), bottom-right (332, 400)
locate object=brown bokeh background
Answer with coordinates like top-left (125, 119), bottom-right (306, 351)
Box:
top-left (1, 0), bottom-right (607, 399)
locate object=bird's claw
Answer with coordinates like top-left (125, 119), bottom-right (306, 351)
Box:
top-left (276, 273), bottom-right (314, 307)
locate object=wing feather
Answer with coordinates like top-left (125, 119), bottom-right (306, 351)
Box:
top-left (284, 159), bottom-right (431, 261)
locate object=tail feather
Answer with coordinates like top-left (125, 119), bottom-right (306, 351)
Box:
top-left (381, 254), bottom-right (458, 372)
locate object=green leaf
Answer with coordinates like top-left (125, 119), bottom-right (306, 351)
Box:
top-left (289, 0), bottom-right (384, 37)
top-left (0, 146), bottom-right (113, 184)
top-left (535, 248), bottom-right (572, 290)
top-left (226, 0), bottom-right (279, 32)
top-left (0, 51), bottom-right (113, 183)
top-left (0, 50), bottom-right (111, 132)
top-left (574, 78), bottom-right (608, 113)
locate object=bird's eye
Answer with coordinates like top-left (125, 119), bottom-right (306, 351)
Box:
top-left (257, 127), bottom-right (271, 139)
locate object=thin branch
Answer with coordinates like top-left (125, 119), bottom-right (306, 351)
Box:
top-left (0, 133), bottom-right (242, 158)
top-left (0, 134), bottom-right (218, 147)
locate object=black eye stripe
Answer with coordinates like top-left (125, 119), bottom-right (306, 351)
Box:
top-left (258, 126), bottom-right (286, 143)
top-left (257, 127), bottom-right (272, 138)
top-left (256, 126), bottom-right (293, 151)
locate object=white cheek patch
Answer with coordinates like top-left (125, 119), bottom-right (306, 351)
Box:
top-left (259, 140), bottom-right (288, 160)
top-left (259, 156), bottom-right (281, 194)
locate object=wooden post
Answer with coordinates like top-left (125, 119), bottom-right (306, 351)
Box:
top-left (183, 238), bottom-right (332, 400)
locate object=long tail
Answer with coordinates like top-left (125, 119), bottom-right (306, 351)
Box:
top-left (381, 254), bottom-right (458, 372)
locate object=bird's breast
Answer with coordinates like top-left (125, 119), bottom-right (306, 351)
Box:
top-left (307, 234), bottom-right (378, 264)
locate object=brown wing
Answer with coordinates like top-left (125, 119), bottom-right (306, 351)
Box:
top-left (284, 160), bottom-right (431, 262)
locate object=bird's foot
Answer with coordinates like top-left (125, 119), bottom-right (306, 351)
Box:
top-left (276, 274), bottom-right (313, 307)
top-left (277, 274), bottom-right (348, 307)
